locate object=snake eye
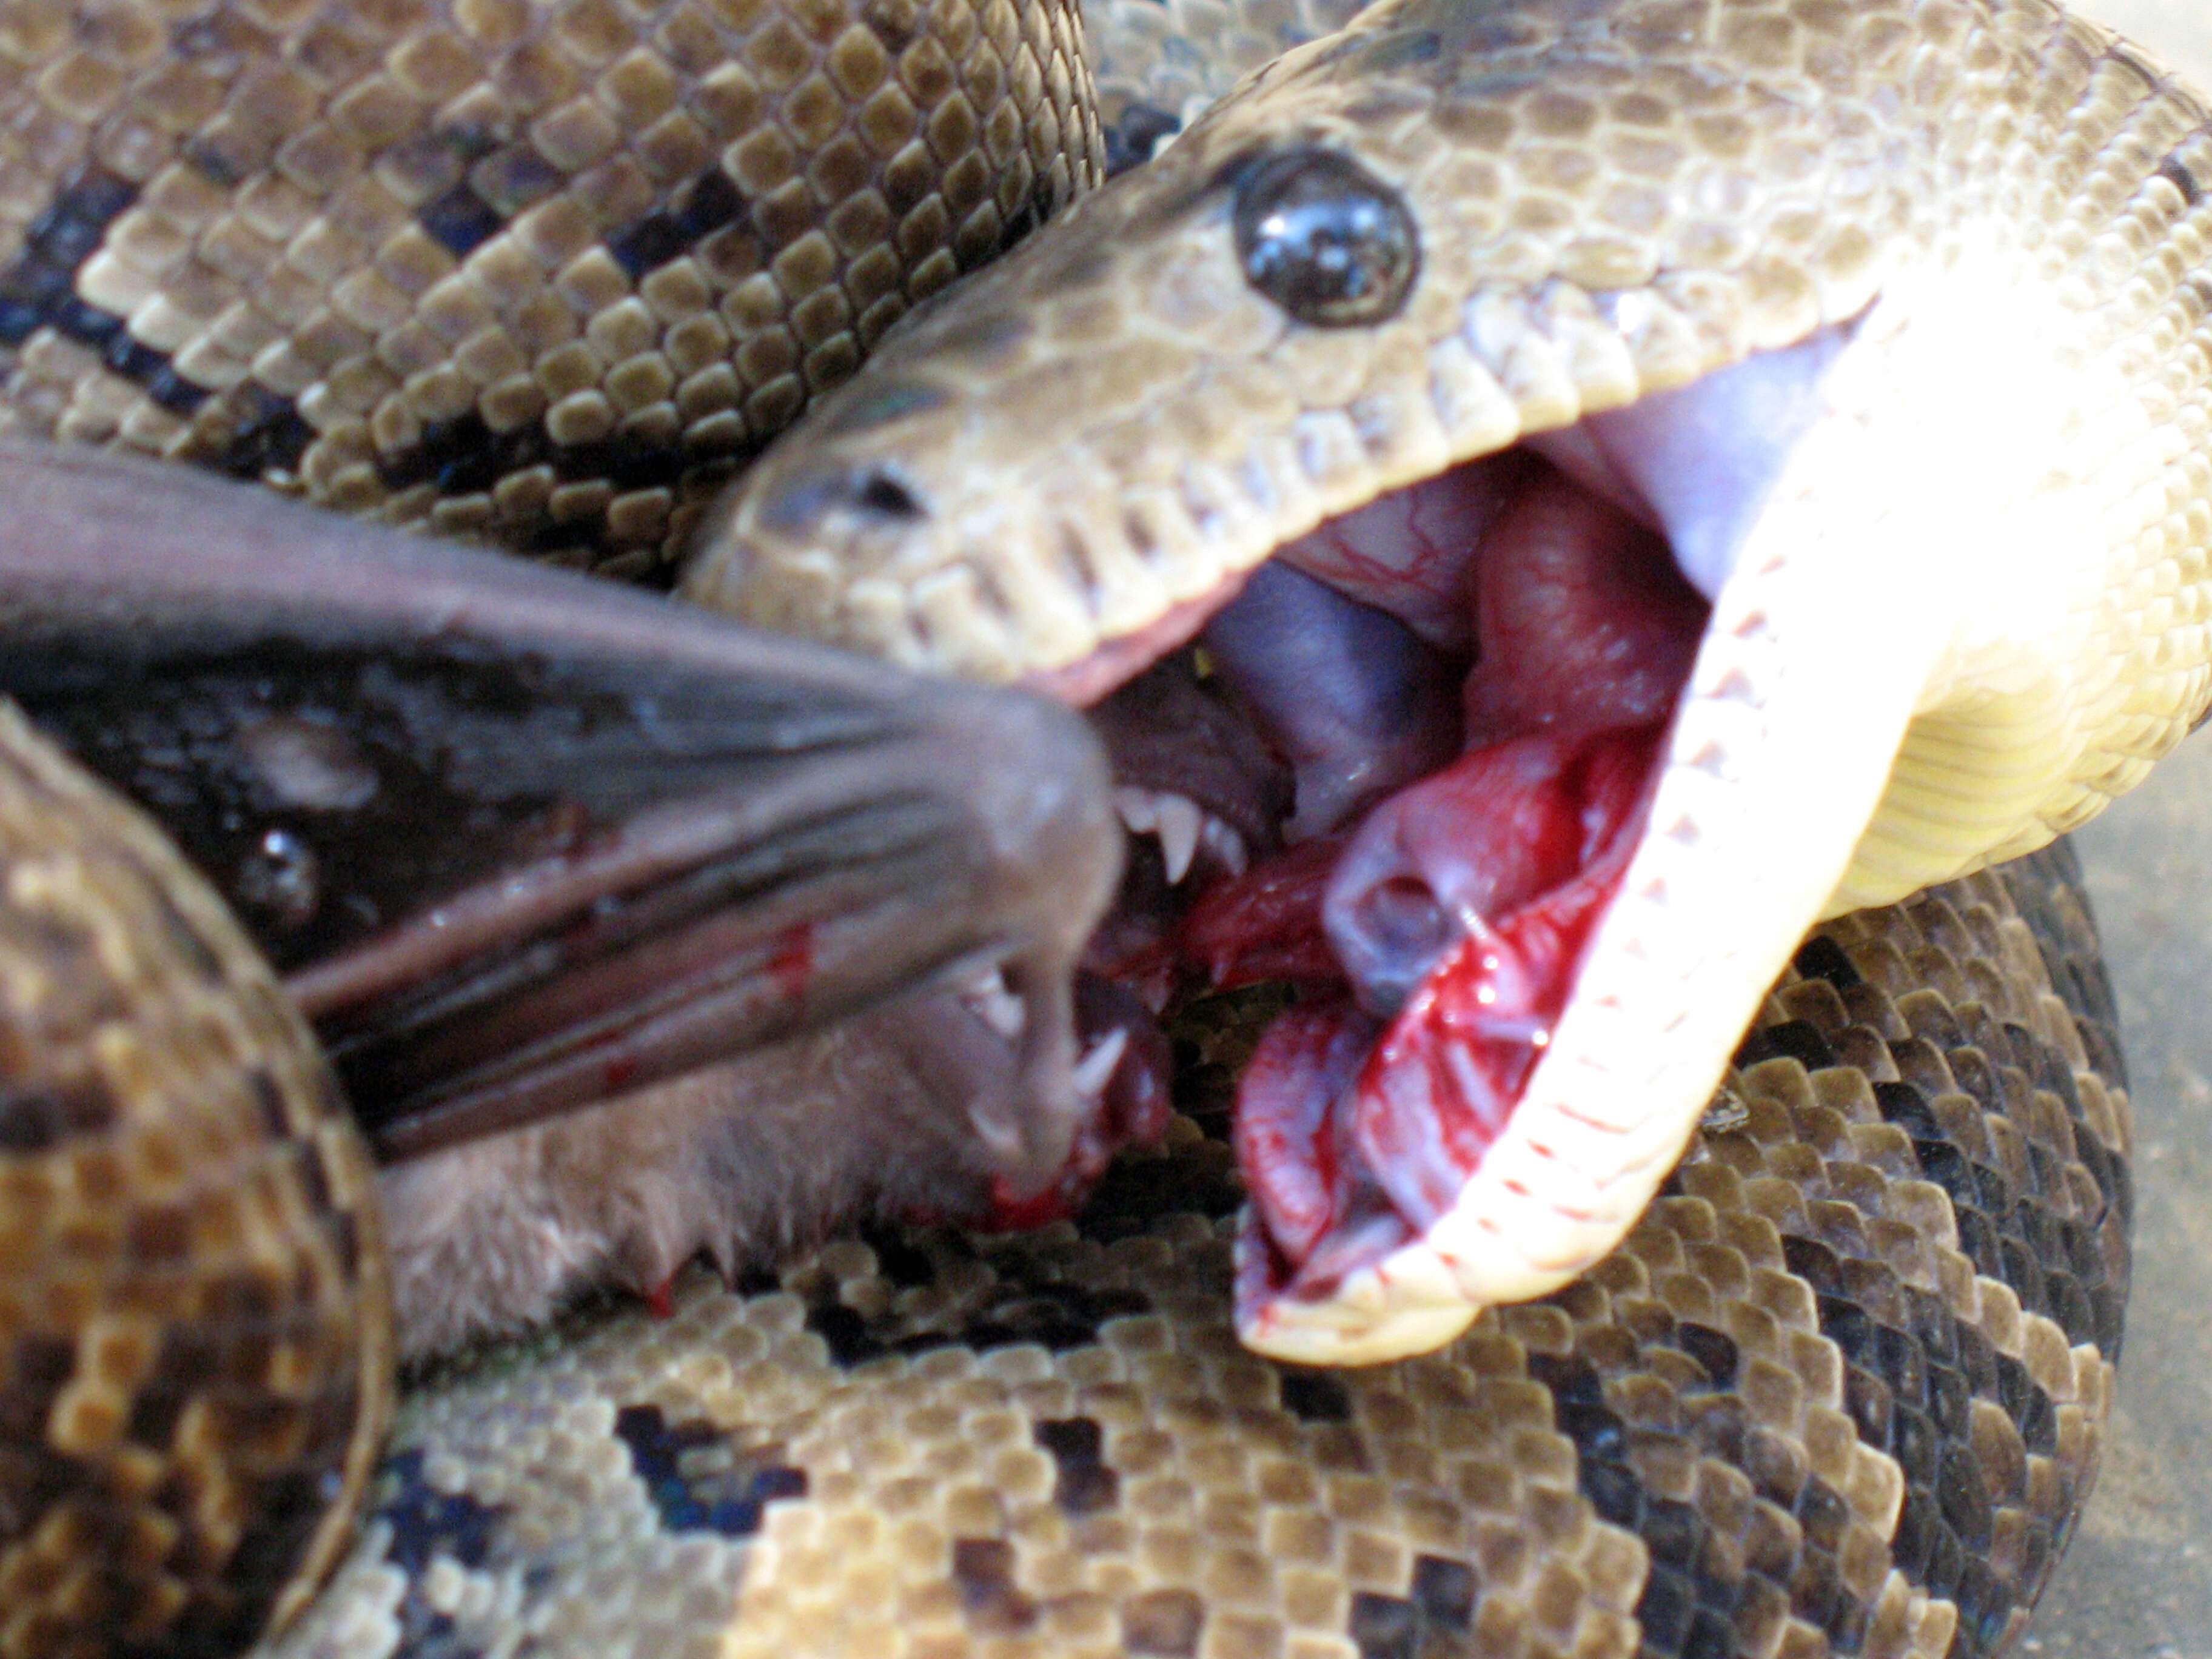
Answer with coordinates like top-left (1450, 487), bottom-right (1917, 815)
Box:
top-left (1233, 149), bottom-right (1419, 327)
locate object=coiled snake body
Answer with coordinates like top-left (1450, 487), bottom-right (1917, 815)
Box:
top-left (0, 1), bottom-right (2199, 1656)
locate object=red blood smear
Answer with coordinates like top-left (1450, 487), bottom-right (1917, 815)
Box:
top-left (980, 1176), bottom-right (1082, 1232)
top-left (1178, 835), bottom-right (1349, 991)
top-left (972, 987), bottom-right (1176, 1233)
top-left (1194, 725), bottom-right (1660, 1303)
top-left (1352, 729), bottom-right (1655, 1227)
top-left (767, 922), bottom-right (815, 1001)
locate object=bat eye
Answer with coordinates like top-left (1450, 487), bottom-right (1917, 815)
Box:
top-left (1233, 149), bottom-right (1419, 327)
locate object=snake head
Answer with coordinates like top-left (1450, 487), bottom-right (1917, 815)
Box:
top-left (687, 0), bottom-right (2209, 1361)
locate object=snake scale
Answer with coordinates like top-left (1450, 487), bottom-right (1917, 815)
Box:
top-left (0, 0), bottom-right (2202, 1655)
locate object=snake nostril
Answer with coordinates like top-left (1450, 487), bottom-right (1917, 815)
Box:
top-left (1233, 147), bottom-right (1419, 328)
top-left (854, 470), bottom-right (927, 521)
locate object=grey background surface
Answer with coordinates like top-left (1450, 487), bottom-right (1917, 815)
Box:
top-left (1997, 7), bottom-right (2208, 1652)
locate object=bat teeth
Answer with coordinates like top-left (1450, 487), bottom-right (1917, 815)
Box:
top-left (1200, 814), bottom-right (1248, 877)
top-left (957, 965), bottom-right (1028, 1041)
top-left (1114, 786), bottom-right (1245, 885)
top-left (1071, 1025), bottom-right (1130, 1101)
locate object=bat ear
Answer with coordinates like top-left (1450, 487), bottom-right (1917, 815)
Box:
top-left (0, 439), bottom-right (1121, 1178)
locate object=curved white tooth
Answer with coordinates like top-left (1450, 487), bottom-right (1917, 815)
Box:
top-left (1201, 816), bottom-right (1248, 877)
top-left (1114, 786), bottom-right (1159, 835)
top-left (960, 967), bottom-right (1026, 1041)
top-left (1153, 793), bottom-right (1204, 884)
top-left (1071, 1027), bottom-right (1129, 1099)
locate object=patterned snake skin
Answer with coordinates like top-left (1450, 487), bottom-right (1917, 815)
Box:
top-left (0, 1), bottom-right (2182, 1656)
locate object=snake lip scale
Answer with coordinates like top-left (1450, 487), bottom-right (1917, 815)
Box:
top-left (0, 0), bottom-right (2198, 1655)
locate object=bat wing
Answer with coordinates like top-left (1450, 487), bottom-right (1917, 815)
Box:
top-left (0, 439), bottom-right (1119, 1184)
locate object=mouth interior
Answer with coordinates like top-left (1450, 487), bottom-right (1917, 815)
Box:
top-left (1077, 403), bottom-right (1749, 1318)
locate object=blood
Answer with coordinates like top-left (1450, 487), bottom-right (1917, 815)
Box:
top-left (971, 975), bottom-right (1175, 1233)
top-left (766, 922), bottom-right (814, 1001)
top-left (1178, 834), bottom-right (1349, 991)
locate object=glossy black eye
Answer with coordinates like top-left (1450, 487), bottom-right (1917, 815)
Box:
top-left (1233, 149), bottom-right (1419, 327)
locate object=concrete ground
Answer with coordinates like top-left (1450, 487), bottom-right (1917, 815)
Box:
top-left (2013, 9), bottom-right (2211, 1649)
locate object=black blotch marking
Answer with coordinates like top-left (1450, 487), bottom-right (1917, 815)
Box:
top-left (0, 1078), bottom-right (116, 1153)
top-left (1034, 1417), bottom-right (1118, 1516)
top-left (950, 1537), bottom-right (1036, 1632)
top-left (369, 1451), bottom-right (505, 1659)
top-left (1278, 1369), bottom-right (1353, 1422)
top-left (857, 1224), bottom-right (936, 1288)
top-left (1336, 1566), bottom-right (1477, 1659)
top-left (124, 1325), bottom-right (224, 1452)
top-left (0, 166), bottom-right (215, 411)
top-left (1792, 934), bottom-right (1862, 988)
top-left (608, 168), bottom-right (745, 278)
top-left (1410, 1554), bottom-right (1476, 1628)
top-left (612, 1403), bottom-right (806, 1539)
top-left (1733, 1018), bottom-right (1835, 1071)
top-left (376, 1449), bottom-right (504, 1574)
top-left (215, 387), bottom-right (317, 478)
top-left (0, 166), bottom-right (137, 343)
top-left (1671, 1322), bottom-right (1740, 1389)
top-left (1347, 1590), bottom-right (1418, 1659)
top-left (806, 1301), bottom-right (881, 1366)
top-left (420, 184), bottom-right (508, 258)
top-left (2159, 155), bottom-right (2201, 207)
top-left (798, 1254), bottom-right (1147, 1370)
top-left (1, 1334), bottom-right (76, 1442)
top-left (1871, 1080), bottom-right (1942, 1139)
top-left (375, 406), bottom-right (697, 503)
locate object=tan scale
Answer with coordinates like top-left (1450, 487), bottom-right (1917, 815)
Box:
top-left (0, 0), bottom-right (1101, 577)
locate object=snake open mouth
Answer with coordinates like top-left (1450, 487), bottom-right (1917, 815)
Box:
top-left (1052, 326), bottom-right (1860, 1355)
